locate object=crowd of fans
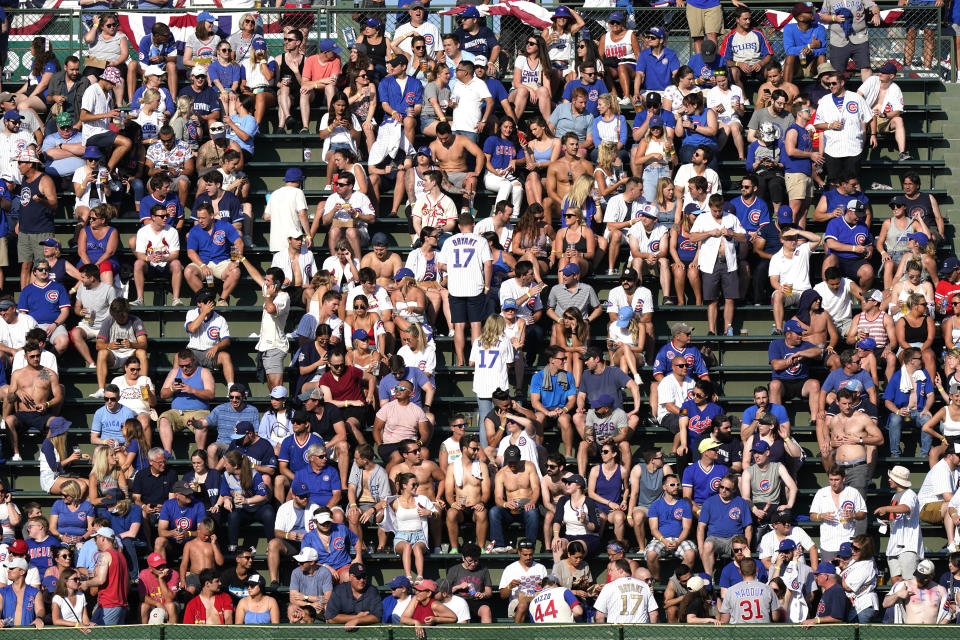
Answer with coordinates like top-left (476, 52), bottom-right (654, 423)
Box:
top-left (0, 0), bottom-right (956, 631)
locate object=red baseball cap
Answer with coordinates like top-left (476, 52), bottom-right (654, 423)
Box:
top-left (8, 539), bottom-right (27, 554)
top-left (147, 553), bottom-right (166, 568)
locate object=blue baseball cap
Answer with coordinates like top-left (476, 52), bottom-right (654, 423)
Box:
top-left (232, 421), bottom-right (255, 439)
top-left (82, 146), bottom-right (103, 160)
top-left (388, 576), bottom-right (412, 589)
top-left (940, 256), bottom-right (960, 274)
top-left (39, 238), bottom-right (61, 249)
top-left (197, 10), bottom-right (216, 23)
top-left (561, 263), bottom-right (580, 276)
top-left (616, 306), bottom-right (634, 328)
top-left (461, 6), bottom-right (481, 18)
top-left (752, 440), bottom-right (770, 454)
top-left (502, 298), bottom-right (518, 310)
top-left (777, 205), bottom-right (794, 225)
top-left (318, 39), bottom-right (342, 54)
top-left (907, 232), bottom-right (929, 248)
top-left (416, 146), bottom-right (432, 158)
top-left (363, 17), bottom-right (383, 28)
top-left (292, 481), bottom-right (311, 498)
top-left (644, 26), bottom-right (666, 39)
top-left (856, 337), bottom-right (877, 350)
top-left (840, 378), bottom-right (864, 393)
top-left (284, 168), bottom-right (304, 183)
top-left (777, 539), bottom-right (797, 552)
top-left (3, 109), bottom-right (21, 121)
top-left (836, 542), bottom-right (853, 558)
top-left (648, 115), bottom-right (664, 130)
top-left (352, 328), bottom-right (370, 342)
top-left (252, 36), bottom-right (267, 52)
top-left (593, 393), bottom-right (615, 409)
top-left (393, 268), bottom-right (415, 281)
top-left (721, 202), bottom-right (737, 216)
top-left (783, 319), bottom-right (804, 334)
top-left (683, 202), bottom-right (702, 215)
top-left (608, 10), bottom-right (626, 23)
top-left (815, 561), bottom-right (837, 574)
top-left (552, 6), bottom-right (573, 19)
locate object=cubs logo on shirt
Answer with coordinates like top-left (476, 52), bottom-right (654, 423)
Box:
top-left (518, 436), bottom-right (527, 446)
top-left (405, 92), bottom-right (417, 105)
top-left (710, 477), bottom-right (722, 491)
top-left (845, 102), bottom-right (859, 114)
top-left (333, 537), bottom-right (345, 550)
top-left (19, 187), bottom-right (31, 206)
top-left (207, 327), bottom-right (220, 341)
top-left (650, 240), bottom-right (661, 252)
top-left (855, 233), bottom-right (867, 246)
top-left (728, 506), bottom-right (741, 520)
top-left (791, 578), bottom-right (800, 590)
top-left (423, 33), bottom-right (435, 46)
top-left (45, 290), bottom-right (59, 303)
top-left (213, 230), bottom-right (227, 245)
top-left (840, 500), bottom-right (855, 516)
top-left (759, 479), bottom-right (772, 492)
top-left (679, 238), bottom-right (697, 252)
top-left (673, 507), bottom-right (685, 520)
top-left (589, 89), bottom-right (599, 101)
top-left (748, 209), bottom-right (763, 225)
top-left (176, 517), bottom-right (192, 530)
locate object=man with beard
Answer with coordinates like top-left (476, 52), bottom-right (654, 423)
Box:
top-left (741, 385), bottom-right (791, 440)
top-left (644, 473), bottom-right (696, 580)
top-left (708, 415), bottom-right (743, 473)
top-left (360, 234), bottom-right (404, 290)
top-left (541, 451), bottom-right (567, 548)
top-left (444, 434), bottom-right (491, 552)
top-left (818, 350), bottom-right (876, 423)
top-left (881, 559), bottom-right (948, 623)
top-left (768, 320), bottom-right (822, 425)
top-left (489, 445), bottom-right (540, 552)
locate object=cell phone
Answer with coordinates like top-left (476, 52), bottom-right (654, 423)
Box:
top-left (174, 378), bottom-right (183, 385)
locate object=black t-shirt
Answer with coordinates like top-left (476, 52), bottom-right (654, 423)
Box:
top-left (816, 583), bottom-right (850, 621)
top-left (309, 402), bottom-right (345, 441)
top-left (715, 438), bottom-right (743, 468)
top-left (446, 562), bottom-right (493, 599)
top-left (131, 468), bottom-right (178, 507)
top-left (221, 567), bottom-right (250, 601)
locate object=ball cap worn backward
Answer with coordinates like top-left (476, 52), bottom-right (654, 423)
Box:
top-left (887, 464), bottom-right (912, 488)
top-left (916, 559), bottom-right (936, 577)
top-left (940, 256), bottom-right (960, 274)
top-left (686, 575), bottom-right (705, 592)
top-left (147, 552), bottom-right (167, 568)
top-left (698, 438), bottom-right (721, 454)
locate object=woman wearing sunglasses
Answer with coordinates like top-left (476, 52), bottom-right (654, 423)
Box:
top-left (83, 14), bottom-right (129, 104)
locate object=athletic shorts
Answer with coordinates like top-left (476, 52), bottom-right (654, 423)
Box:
top-left (259, 348), bottom-right (287, 374)
top-left (450, 292), bottom-right (487, 324)
top-left (14, 411), bottom-right (50, 432)
top-left (836, 258), bottom-right (869, 281)
top-left (829, 41), bottom-right (870, 71)
top-left (702, 261), bottom-right (740, 302)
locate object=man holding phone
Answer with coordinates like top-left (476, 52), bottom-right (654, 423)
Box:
top-left (157, 350), bottom-right (216, 457)
top-left (240, 263), bottom-right (291, 390)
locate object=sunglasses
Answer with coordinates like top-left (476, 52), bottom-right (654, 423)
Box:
top-left (152, 213), bottom-right (169, 219)
top-left (674, 363), bottom-right (688, 368)
top-left (34, 267), bottom-right (50, 272)
top-left (336, 182), bottom-right (350, 187)
top-left (243, 18), bottom-right (255, 24)
top-left (825, 81), bottom-right (839, 87)
top-left (357, 72), bottom-right (368, 78)
top-left (284, 37), bottom-right (298, 42)
top-left (104, 396), bottom-right (119, 401)
top-left (451, 423), bottom-right (466, 428)
top-left (103, 22), bottom-right (118, 27)
top-left (527, 41), bottom-right (538, 46)
top-left (719, 486), bottom-right (734, 491)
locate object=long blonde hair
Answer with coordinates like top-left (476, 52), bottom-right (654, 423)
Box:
top-left (404, 322), bottom-right (429, 353)
top-left (596, 141), bottom-right (617, 173)
top-left (92, 444), bottom-right (121, 485)
top-left (481, 314), bottom-right (506, 349)
top-left (598, 92), bottom-right (621, 117)
top-left (48, 432), bottom-right (67, 464)
top-left (564, 175), bottom-right (594, 211)
top-left (655, 177), bottom-right (674, 209)
top-left (173, 95), bottom-right (194, 121)
top-left (627, 314), bottom-right (643, 343)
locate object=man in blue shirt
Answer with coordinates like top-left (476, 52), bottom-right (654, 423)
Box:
top-left (453, 6), bottom-right (500, 63)
top-left (548, 87), bottom-right (592, 142)
top-left (802, 563), bottom-right (850, 627)
top-left (742, 385), bottom-right (791, 434)
top-left (819, 349), bottom-right (876, 414)
top-left (768, 319), bottom-right (823, 425)
top-left (632, 90), bottom-right (677, 142)
top-left (293, 443), bottom-right (343, 519)
top-left (184, 204), bottom-right (243, 306)
top-left (194, 169), bottom-right (244, 234)
top-left (561, 65), bottom-right (608, 116)
top-left (40, 113), bottom-right (84, 177)
top-left (652, 322), bottom-right (709, 381)
top-left (378, 54), bottom-right (423, 147)
top-left (883, 347), bottom-right (935, 459)
top-left (682, 438), bottom-right (729, 510)
top-left (225, 421), bottom-right (277, 488)
top-left (138, 173), bottom-right (184, 227)
top-left (155, 480), bottom-right (207, 557)
top-left (325, 563), bottom-right (382, 626)
top-left (697, 474), bottom-right (752, 576)
top-left (644, 473), bottom-right (696, 579)
top-left (822, 198), bottom-right (874, 289)
top-left (530, 345), bottom-right (577, 458)
top-left (18, 258), bottom-right (70, 353)
top-left (131, 22), bottom-right (178, 101)
top-left (197, 384), bottom-right (260, 455)
top-left (633, 27), bottom-right (680, 97)
top-left (90, 384), bottom-right (136, 446)
top-left (687, 39), bottom-right (726, 89)
top-left (180, 66), bottom-right (221, 124)
top-left (718, 535), bottom-right (769, 597)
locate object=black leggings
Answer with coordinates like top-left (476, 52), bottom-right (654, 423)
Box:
top-left (756, 171), bottom-right (787, 207)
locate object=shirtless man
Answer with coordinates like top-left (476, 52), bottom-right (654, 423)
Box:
top-left (444, 434), bottom-right (491, 551)
top-left (489, 445), bottom-right (541, 552)
top-left (545, 133), bottom-right (594, 225)
top-left (754, 62), bottom-right (800, 109)
top-left (881, 559), bottom-right (948, 623)
top-left (818, 388), bottom-right (883, 519)
top-left (429, 122), bottom-right (484, 206)
top-left (178, 518), bottom-right (224, 595)
top-left (792, 296), bottom-right (842, 370)
top-left (845, 289), bottom-right (896, 385)
top-left (540, 451), bottom-right (567, 548)
top-left (345, 445), bottom-right (387, 552)
top-left (391, 440), bottom-right (446, 549)
top-left (2, 343), bottom-right (61, 461)
top-left (360, 238), bottom-right (404, 291)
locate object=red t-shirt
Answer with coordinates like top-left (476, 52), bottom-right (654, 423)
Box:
top-left (138, 568), bottom-right (180, 604)
top-left (318, 366), bottom-right (365, 401)
top-left (935, 279), bottom-right (960, 314)
top-left (183, 593), bottom-right (234, 624)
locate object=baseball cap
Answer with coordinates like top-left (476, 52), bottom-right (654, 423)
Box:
top-left (645, 26), bottom-right (666, 39)
top-left (95, 526), bottom-right (116, 539)
top-left (197, 10), bottom-right (216, 22)
top-left (848, 200), bottom-right (867, 217)
top-left (349, 563), bottom-right (368, 578)
top-left (593, 393), bottom-right (615, 409)
top-left (292, 481), bottom-right (311, 498)
top-left (0, 300), bottom-right (15, 311)
top-left (856, 336), bottom-right (877, 350)
top-left (552, 6), bottom-right (573, 19)
top-left (640, 204), bottom-right (658, 219)
top-left (55, 112), bottom-right (74, 127)
top-left (792, 1), bottom-right (815, 15)
top-left (698, 438), bottom-right (721, 454)
top-left (269, 386), bottom-right (288, 399)
top-left (941, 256), bottom-right (960, 274)
top-left (875, 61), bottom-right (898, 75)
top-left (39, 238), bottom-right (61, 249)
top-left (388, 576), bottom-right (412, 589)
top-left (683, 202), bottom-right (702, 216)
top-left (645, 91), bottom-right (662, 108)
top-left (721, 202), bottom-right (738, 216)
top-left (836, 542), bottom-right (853, 558)
top-left (147, 552), bottom-right (167, 568)
top-left (777, 539), bottom-right (797, 552)
top-left (352, 328), bottom-right (370, 342)
top-left (752, 440), bottom-right (771, 454)
top-left (209, 121), bottom-right (226, 138)
top-left (6, 558), bottom-right (28, 571)
top-left (608, 10), bottom-right (626, 22)
top-left (561, 263), bottom-right (580, 276)
top-left (393, 268), bottom-right (415, 281)
top-left (648, 115), bottom-right (664, 130)
top-left (840, 378), bottom-right (864, 393)
top-left (907, 232), bottom-right (929, 248)
top-left (190, 65), bottom-right (207, 78)
top-left (363, 17), bottom-right (383, 28)
top-left (700, 39), bottom-right (717, 63)
top-left (473, 55), bottom-right (488, 67)
top-left (562, 473), bottom-right (586, 487)
top-left (784, 319), bottom-right (804, 334)
top-left (82, 146), bottom-right (103, 160)
top-left (318, 39), bottom-right (342, 54)
top-left (8, 539), bottom-right (27, 554)
top-left (616, 306), bottom-right (634, 328)
top-left (777, 205), bottom-right (794, 225)
top-left (503, 444), bottom-right (522, 463)
top-left (865, 288), bottom-right (884, 303)
top-left (415, 578), bottom-right (437, 591)
top-left (671, 322), bottom-right (694, 335)
top-left (888, 194), bottom-right (908, 208)
top-left (502, 298), bottom-right (518, 311)
top-left (143, 65), bottom-right (165, 77)
top-left (246, 573), bottom-right (265, 587)
top-left (815, 562), bottom-right (837, 574)
top-left (461, 6), bottom-right (481, 18)
top-left (2, 109), bottom-right (21, 121)
top-left (621, 267), bottom-right (639, 281)
top-left (291, 408), bottom-right (311, 422)
top-left (386, 54), bottom-right (408, 68)
top-left (293, 547), bottom-right (318, 562)
top-left (416, 145), bottom-right (432, 158)
top-left (371, 232), bottom-right (390, 246)
top-left (916, 559), bottom-right (935, 577)
top-left (772, 511), bottom-right (793, 525)
top-left (0, 92), bottom-right (14, 103)
top-left (172, 480), bottom-right (195, 495)
top-left (232, 420), bottom-right (255, 439)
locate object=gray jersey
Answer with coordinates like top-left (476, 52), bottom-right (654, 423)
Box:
top-left (719, 579), bottom-right (779, 623)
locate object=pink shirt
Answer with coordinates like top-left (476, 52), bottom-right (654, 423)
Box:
top-left (376, 400), bottom-right (427, 443)
top-left (303, 55), bottom-right (341, 83)
top-left (138, 568), bottom-right (181, 604)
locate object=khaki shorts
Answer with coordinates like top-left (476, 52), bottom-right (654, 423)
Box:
top-left (207, 260), bottom-right (235, 280)
top-left (159, 409), bottom-right (210, 432)
top-left (17, 232), bottom-right (48, 266)
top-left (877, 116), bottom-right (893, 133)
top-left (785, 172), bottom-right (814, 201)
top-left (920, 500), bottom-right (945, 523)
top-left (0, 237), bottom-right (9, 267)
top-left (686, 4), bottom-right (723, 37)
top-left (75, 323), bottom-right (99, 340)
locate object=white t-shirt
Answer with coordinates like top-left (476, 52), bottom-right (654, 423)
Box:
top-left (627, 221), bottom-right (669, 254)
top-left (321, 256), bottom-right (360, 293)
top-left (80, 82), bottom-right (112, 143)
top-left (885, 488), bottom-right (923, 557)
top-left (0, 314), bottom-right (38, 350)
top-left (809, 485), bottom-right (866, 552)
top-left (768, 242), bottom-right (813, 293)
top-left (0, 548), bottom-right (40, 587)
top-left (470, 336), bottom-right (514, 398)
top-left (12, 349), bottom-right (57, 374)
top-left (438, 232), bottom-right (492, 297)
top-left (271, 247), bottom-right (318, 288)
top-left (498, 560), bottom-right (548, 606)
top-left (474, 217), bottom-right (514, 252)
top-left (775, 561), bottom-right (815, 623)
top-left (394, 21), bottom-right (443, 57)
top-left (318, 112), bottom-right (362, 156)
top-left (184, 308), bottom-right (230, 351)
top-left (111, 374), bottom-right (154, 415)
top-left (757, 528), bottom-right (816, 562)
top-left (274, 499), bottom-right (321, 534)
top-left (398, 343), bottom-right (437, 377)
top-left (451, 78), bottom-right (492, 133)
top-left (674, 163), bottom-right (721, 196)
top-left (690, 213), bottom-right (744, 273)
top-left (135, 224), bottom-right (180, 262)
top-left (265, 185), bottom-right (308, 253)
top-left (606, 284), bottom-right (654, 317)
top-left (495, 432), bottom-right (540, 475)
top-left (813, 278), bottom-right (854, 328)
top-left (256, 290), bottom-right (290, 353)
top-left (444, 594), bottom-right (471, 622)
top-left (322, 190), bottom-right (374, 239)
top-left (594, 577), bottom-right (658, 623)
top-left (656, 374), bottom-right (695, 420)
top-left (52, 593), bottom-right (87, 624)
top-left (706, 85), bottom-right (746, 124)
top-left (345, 284), bottom-right (394, 316)
top-left (0, 503), bottom-right (21, 540)
top-left (840, 559), bottom-right (878, 613)
top-left (922, 459), bottom-right (958, 506)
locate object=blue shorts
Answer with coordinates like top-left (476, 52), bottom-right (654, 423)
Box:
top-left (393, 529), bottom-right (428, 550)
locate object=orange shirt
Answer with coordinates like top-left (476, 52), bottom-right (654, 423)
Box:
top-left (303, 55), bottom-right (341, 83)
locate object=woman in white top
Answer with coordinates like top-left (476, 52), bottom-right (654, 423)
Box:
top-left (632, 117), bottom-right (676, 201)
top-left (607, 310), bottom-right (643, 384)
top-left (469, 314), bottom-right (515, 420)
top-left (542, 6), bottom-right (586, 90)
top-left (51, 569), bottom-right (93, 630)
top-left (397, 322), bottom-right (436, 377)
top-left (319, 93), bottom-right (362, 186)
top-left (705, 69), bottom-right (746, 161)
top-left (111, 356), bottom-right (155, 441)
top-left (662, 65), bottom-right (701, 115)
top-left (405, 228), bottom-right (450, 331)
top-left (258, 386), bottom-right (292, 451)
top-left (391, 272), bottom-right (428, 331)
top-left (321, 239), bottom-right (361, 293)
top-left (239, 40), bottom-right (277, 126)
top-left (502, 301), bottom-right (527, 392)
top-left (840, 535), bottom-right (879, 622)
top-left (922, 383), bottom-right (960, 468)
top-left (72, 147), bottom-right (111, 227)
top-left (182, 15), bottom-right (221, 69)
top-left (134, 88), bottom-right (165, 145)
top-left (511, 35), bottom-right (553, 121)
top-left (383, 472), bottom-right (436, 583)
top-left (598, 14), bottom-right (639, 106)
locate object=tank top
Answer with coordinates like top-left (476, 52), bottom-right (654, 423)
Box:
top-left (562, 226), bottom-right (588, 253)
top-left (411, 599), bottom-right (436, 624)
top-left (18, 173), bottom-right (54, 234)
top-left (904, 193), bottom-right (935, 232)
top-left (96, 548), bottom-right (127, 608)
top-left (532, 141), bottom-right (553, 164)
top-left (0, 584), bottom-right (40, 625)
top-left (645, 137), bottom-right (667, 166)
top-left (546, 28), bottom-right (574, 66)
top-left (883, 216), bottom-right (911, 258)
top-left (359, 35), bottom-right (387, 68)
top-left (492, 251), bottom-right (511, 286)
top-left (48, 258), bottom-right (67, 284)
top-left (749, 462), bottom-right (782, 503)
top-left (412, 168), bottom-right (428, 203)
top-left (395, 502), bottom-right (422, 532)
top-left (677, 230), bottom-right (698, 263)
top-left (279, 53), bottom-right (305, 88)
top-left (682, 108), bottom-right (716, 148)
top-left (517, 56), bottom-right (542, 87)
top-left (903, 316), bottom-right (928, 345)
top-left (595, 465), bottom-right (623, 506)
top-left (635, 464), bottom-right (664, 507)
top-left (603, 30), bottom-right (636, 62)
top-left (944, 406), bottom-right (960, 437)
top-left (83, 226), bottom-right (115, 265)
top-left (243, 608), bottom-right (272, 624)
top-left (170, 366), bottom-right (208, 411)
top-left (856, 311), bottom-right (890, 347)
top-left (243, 59), bottom-right (271, 90)
top-left (422, 253), bottom-right (438, 282)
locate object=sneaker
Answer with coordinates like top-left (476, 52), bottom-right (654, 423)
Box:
top-left (898, 152), bottom-right (912, 161)
top-left (483, 541), bottom-right (495, 554)
top-left (270, 580), bottom-right (280, 588)
top-left (618, 96), bottom-right (632, 107)
top-left (216, 298), bottom-right (228, 306)
top-left (725, 325), bottom-right (734, 336)
top-left (89, 388), bottom-right (105, 399)
top-left (448, 547), bottom-right (459, 554)
top-left (633, 373), bottom-right (643, 385)
top-left (606, 268), bottom-right (619, 275)
top-left (130, 298), bottom-right (144, 306)
top-left (299, 127), bottom-right (309, 134)
top-left (87, 361), bottom-right (96, 368)
top-left (11, 453), bottom-right (21, 461)
top-left (770, 325), bottom-right (783, 336)
top-left (662, 298), bottom-right (675, 305)
top-left (871, 181), bottom-right (893, 191)
top-left (171, 298), bottom-right (184, 306)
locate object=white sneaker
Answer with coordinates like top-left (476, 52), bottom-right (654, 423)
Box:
top-left (89, 388), bottom-right (105, 399)
top-left (11, 453), bottom-right (21, 461)
top-left (171, 298), bottom-right (185, 306)
top-left (87, 362), bottom-right (96, 369)
top-left (130, 298), bottom-right (144, 306)
top-left (618, 96), bottom-right (632, 107)
top-left (633, 373), bottom-right (642, 385)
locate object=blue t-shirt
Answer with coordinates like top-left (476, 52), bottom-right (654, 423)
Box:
top-left (730, 195), bottom-right (771, 234)
top-left (825, 216), bottom-right (873, 260)
top-left (579, 365), bottom-right (631, 410)
top-left (822, 368), bottom-right (874, 396)
top-left (378, 367), bottom-right (431, 405)
top-left (687, 53), bottom-right (726, 88)
top-left (883, 368), bottom-right (934, 408)
top-left (219, 470), bottom-right (269, 509)
top-left (227, 114), bottom-right (258, 155)
top-left (561, 78), bottom-right (608, 116)
top-left (107, 502), bottom-right (143, 538)
top-left (816, 583), bottom-right (850, 620)
top-left (700, 494), bottom-right (751, 538)
top-left (180, 85), bottom-right (221, 118)
top-left (768, 339), bottom-right (817, 381)
top-left (91, 404), bottom-right (136, 443)
top-left (634, 47), bottom-right (680, 91)
top-left (648, 497), bottom-right (692, 538)
top-left (51, 500), bottom-right (93, 537)
top-left (158, 497), bottom-right (207, 533)
top-left (378, 75), bottom-right (424, 122)
top-left (226, 436), bottom-right (277, 469)
top-left (757, 222), bottom-right (783, 255)
top-left (301, 522), bottom-right (358, 569)
top-left (719, 560), bottom-right (769, 588)
top-left (208, 60), bottom-right (242, 91)
top-left (484, 77), bottom-right (509, 111)
top-left (680, 400), bottom-right (723, 452)
top-left (682, 461), bottom-right (729, 505)
top-left (633, 108), bottom-right (677, 131)
top-left (530, 369), bottom-right (577, 410)
top-left (138, 192), bottom-right (183, 224)
top-left (187, 219), bottom-right (240, 264)
top-left (137, 33), bottom-right (178, 65)
top-left (17, 281), bottom-right (70, 324)
top-left (741, 403), bottom-right (790, 427)
top-left (782, 123), bottom-right (813, 175)
top-left (483, 136), bottom-right (524, 170)
top-left (195, 192), bottom-right (244, 225)
top-left (653, 341), bottom-right (709, 379)
top-left (278, 433), bottom-right (326, 474)
top-left (292, 465), bottom-right (341, 507)
top-left (26, 536), bottom-right (56, 572)
top-left (205, 401), bottom-right (260, 444)
top-left (454, 26), bottom-right (498, 58)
